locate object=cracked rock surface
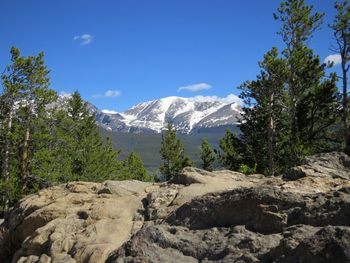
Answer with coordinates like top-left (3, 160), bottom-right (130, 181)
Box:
top-left (1, 152), bottom-right (350, 263)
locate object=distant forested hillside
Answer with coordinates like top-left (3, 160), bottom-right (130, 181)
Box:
top-left (100, 125), bottom-right (239, 173)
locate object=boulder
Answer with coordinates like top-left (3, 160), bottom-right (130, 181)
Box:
top-left (0, 181), bottom-right (151, 263)
top-left (284, 152), bottom-right (350, 180)
top-left (267, 225), bottom-right (350, 262)
top-left (107, 224), bottom-right (282, 263)
top-left (1, 152), bottom-right (350, 262)
top-left (97, 180), bottom-right (152, 196)
top-left (165, 186), bottom-right (350, 233)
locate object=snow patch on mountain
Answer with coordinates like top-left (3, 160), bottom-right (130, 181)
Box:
top-left (56, 94), bottom-right (242, 134)
top-left (102, 109), bottom-right (118, 114)
top-left (98, 94), bottom-right (242, 134)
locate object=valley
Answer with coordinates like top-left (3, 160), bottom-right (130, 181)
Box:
top-left (100, 125), bottom-right (240, 172)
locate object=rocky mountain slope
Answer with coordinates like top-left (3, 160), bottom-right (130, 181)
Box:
top-left (1, 152), bottom-right (350, 263)
top-left (58, 94), bottom-right (242, 134)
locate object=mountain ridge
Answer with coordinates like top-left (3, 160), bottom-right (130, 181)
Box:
top-left (87, 94), bottom-right (242, 134)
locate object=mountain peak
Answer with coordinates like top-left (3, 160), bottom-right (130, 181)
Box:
top-left (97, 94), bottom-right (242, 134)
top-left (57, 93), bottom-right (242, 134)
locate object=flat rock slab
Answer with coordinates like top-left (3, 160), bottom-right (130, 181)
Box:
top-left (0, 181), bottom-right (150, 263)
top-left (1, 152), bottom-right (350, 262)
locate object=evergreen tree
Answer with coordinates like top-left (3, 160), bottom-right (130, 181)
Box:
top-left (274, 0), bottom-right (323, 149)
top-left (329, 0), bottom-right (350, 154)
top-left (30, 107), bottom-right (69, 184)
top-left (240, 48), bottom-right (288, 175)
top-left (121, 152), bottom-right (151, 181)
top-left (0, 48), bottom-right (133, 213)
top-left (159, 123), bottom-right (192, 180)
top-left (273, 0), bottom-right (340, 165)
top-left (199, 138), bottom-right (215, 171)
top-left (217, 129), bottom-right (243, 171)
top-left (0, 47), bottom-right (56, 199)
top-left (0, 70), bottom-right (20, 210)
top-left (14, 49), bottom-right (56, 188)
top-left (63, 91), bottom-right (122, 181)
top-left (238, 0), bottom-right (340, 175)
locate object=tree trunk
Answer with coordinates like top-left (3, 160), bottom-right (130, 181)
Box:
top-left (343, 59), bottom-right (349, 154)
top-left (290, 79), bottom-right (297, 144)
top-left (2, 105), bottom-right (13, 210)
top-left (21, 126), bottom-right (30, 189)
top-left (267, 92), bottom-right (275, 176)
top-left (21, 101), bottom-right (32, 191)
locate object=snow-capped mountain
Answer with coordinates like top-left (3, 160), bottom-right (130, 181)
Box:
top-left (96, 95), bottom-right (243, 134)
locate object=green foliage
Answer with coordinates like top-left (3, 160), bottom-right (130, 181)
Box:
top-left (199, 138), bottom-right (216, 171)
top-left (238, 0), bottom-right (341, 176)
top-left (0, 47), bottom-right (56, 212)
top-left (277, 0), bottom-right (340, 163)
top-left (240, 47), bottom-right (288, 175)
top-left (275, 0), bottom-right (340, 154)
top-left (329, 0), bottom-right (350, 154)
top-left (0, 48), bottom-right (149, 214)
top-left (239, 164), bottom-right (257, 175)
top-left (99, 127), bottom-right (230, 171)
top-left (0, 0), bottom-right (347, 213)
top-left (120, 152), bottom-right (153, 181)
top-left (274, 0), bottom-right (324, 51)
top-left (52, 91), bottom-right (123, 182)
top-left (217, 129), bottom-right (243, 171)
top-left (159, 123), bottom-right (192, 180)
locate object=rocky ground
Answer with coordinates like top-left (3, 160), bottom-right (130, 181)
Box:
top-left (1, 152), bottom-right (350, 263)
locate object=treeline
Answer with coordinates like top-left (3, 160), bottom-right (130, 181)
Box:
top-left (0, 48), bottom-right (150, 214)
top-left (0, 0), bottom-right (349, 212)
top-left (160, 0), bottom-right (350, 179)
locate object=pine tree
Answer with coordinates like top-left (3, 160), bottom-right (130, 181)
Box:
top-left (0, 49), bottom-right (129, 213)
top-left (273, 0), bottom-right (340, 165)
top-left (159, 123), bottom-right (192, 180)
top-left (240, 48), bottom-right (288, 175)
top-left (330, 0), bottom-right (350, 154)
top-left (30, 107), bottom-right (69, 184)
top-left (199, 138), bottom-right (215, 171)
top-left (63, 91), bottom-right (122, 181)
top-left (0, 47), bottom-right (58, 211)
top-left (274, 0), bottom-right (324, 144)
top-left (98, 137), bottom-right (123, 181)
top-left (0, 73), bottom-right (19, 210)
top-left (121, 152), bottom-right (151, 181)
top-left (0, 47), bottom-right (56, 196)
top-left (217, 129), bottom-right (243, 171)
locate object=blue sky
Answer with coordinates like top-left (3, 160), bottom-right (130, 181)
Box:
top-left (0, 0), bottom-right (341, 112)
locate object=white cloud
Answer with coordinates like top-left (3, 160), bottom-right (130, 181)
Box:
top-left (92, 90), bottom-right (121, 99)
top-left (324, 54), bottom-right (342, 66)
top-left (105, 90), bottom-right (121, 97)
top-left (177, 83), bottom-right (212, 92)
top-left (191, 94), bottom-right (243, 106)
top-left (102, 109), bottom-right (118, 114)
top-left (73, 34), bottom-right (93, 45)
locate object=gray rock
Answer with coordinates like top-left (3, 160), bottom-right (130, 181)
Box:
top-left (145, 185), bottom-right (180, 221)
top-left (17, 255), bottom-right (39, 263)
top-left (281, 226), bottom-right (350, 262)
top-left (284, 152), bottom-right (350, 180)
top-left (172, 167), bottom-right (217, 184)
top-left (110, 183), bottom-right (350, 262)
top-left (3, 152), bottom-right (350, 262)
top-left (98, 180), bottom-right (151, 196)
top-left (107, 225), bottom-right (282, 263)
top-left (165, 186), bottom-right (350, 233)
